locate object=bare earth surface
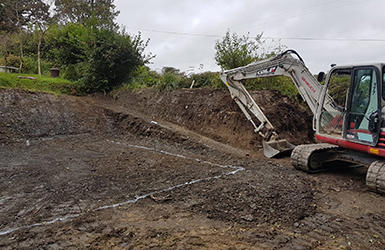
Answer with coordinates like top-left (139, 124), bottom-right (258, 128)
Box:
top-left (1, 88), bottom-right (385, 249)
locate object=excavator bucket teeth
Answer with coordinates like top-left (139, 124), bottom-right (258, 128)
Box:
top-left (262, 139), bottom-right (296, 158)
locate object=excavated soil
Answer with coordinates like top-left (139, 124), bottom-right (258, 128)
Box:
top-left (1, 88), bottom-right (385, 249)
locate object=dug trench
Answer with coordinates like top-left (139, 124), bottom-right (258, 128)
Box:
top-left (1, 88), bottom-right (385, 249)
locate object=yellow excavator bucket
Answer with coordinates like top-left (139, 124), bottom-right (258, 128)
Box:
top-left (262, 139), bottom-right (296, 158)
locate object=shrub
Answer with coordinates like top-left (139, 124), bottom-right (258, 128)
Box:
top-left (44, 23), bottom-right (152, 93)
top-left (190, 71), bottom-right (222, 88)
top-left (157, 72), bottom-right (180, 91)
top-left (245, 76), bottom-right (300, 101)
top-left (21, 56), bottom-right (51, 75)
top-left (129, 66), bottom-right (160, 87)
top-left (4, 54), bottom-right (21, 68)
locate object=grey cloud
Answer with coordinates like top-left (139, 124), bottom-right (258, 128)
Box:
top-left (115, 0), bottom-right (385, 74)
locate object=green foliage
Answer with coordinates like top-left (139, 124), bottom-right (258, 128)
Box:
top-left (213, 30), bottom-right (299, 101)
top-left (129, 66), bottom-right (160, 88)
top-left (0, 28), bottom-right (51, 75)
top-left (44, 23), bottom-right (89, 66)
top-left (20, 56), bottom-right (39, 74)
top-left (0, 54), bottom-right (20, 68)
top-left (0, 0), bottom-right (154, 95)
top-left (0, 0), bottom-right (50, 32)
top-left (22, 56), bottom-right (51, 75)
top-left (15, 31), bottom-right (37, 57)
top-left (214, 30), bottom-right (263, 70)
top-left (120, 66), bottom-right (299, 104)
top-left (120, 66), bottom-right (224, 92)
top-left (0, 32), bottom-right (18, 64)
top-left (162, 67), bottom-right (180, 75)
top-left (214, 30), bottom-right (286, 70)
top-left (54, 0), bottom-right (120, 28)
top-left (0, 72), bottom-right (77, 95)
top-left (61, 64), bottom-right (82, 82)
top-left (328, 75), bottom-right (351, 107)
top-left (44, 23), bottom-right (151, 93)
top-left (245, 76), bottom-right (300, 101)
top-left (0, 54), bottom-right (51, 75)
top-left (82, 28), bottom-right (145, 92)
top-left (187, 72), bottom-right (223, 89)
top-left (157, 72), bottom-right (181, 91)
top-left (153, 68), bottom-right (223, 91)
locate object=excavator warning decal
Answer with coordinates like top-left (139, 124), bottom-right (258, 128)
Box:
top-left (255, 66), bottom-right (277, 76)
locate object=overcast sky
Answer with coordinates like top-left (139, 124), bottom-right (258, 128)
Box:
top-left (114, 0), bottom-right (384, 75)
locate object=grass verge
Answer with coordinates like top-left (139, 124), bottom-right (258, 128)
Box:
top-left (0, 72), bottom-right (78, 95)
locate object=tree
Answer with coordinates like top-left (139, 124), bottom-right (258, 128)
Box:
top-left (214, 30), bottom-right (263, 70)
top-left (0, 0), bottom-right (50, 33)
top-left (83, 28), bottom-right (149, 92)
top-left (0, 0), bottom-right (52, 74)
top-left (44, 23), bottom-right (154, 93)
top-left (162, 67), bottom-right (180, 75)
top-left (214, 30), bottom-right (286, 70)
top-left (0, 34), bottom-right (13, 70)
top-left (44, 23), bottom-right (88, 66)
top-left (54, 0), bottom-right (119, 28)
top-left (36, 23), bottom-right (50, 76)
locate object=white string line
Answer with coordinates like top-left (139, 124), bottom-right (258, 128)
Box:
top-left (0, 140), bottom-right (245, 236)
top-left (105, 139), bottom-right (241, 170)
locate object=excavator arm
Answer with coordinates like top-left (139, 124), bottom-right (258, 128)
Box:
top-left (220, 50), bottom-right (335, 157)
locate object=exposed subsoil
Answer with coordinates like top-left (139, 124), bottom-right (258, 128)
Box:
top-left (1, 88), bottom-right (385, 249)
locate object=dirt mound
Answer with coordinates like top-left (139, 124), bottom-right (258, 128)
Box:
top-left (116, 88), bottom-right (314, 152)
top-left (250, 90), bottom-right (314, 144)
top-left (0, 88), bottom-right (313, 150)
top-left (0, 89), bottom-right (107, 143)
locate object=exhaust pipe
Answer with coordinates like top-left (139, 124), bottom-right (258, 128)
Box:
top-left (262, 139), bottom-right (296, 158)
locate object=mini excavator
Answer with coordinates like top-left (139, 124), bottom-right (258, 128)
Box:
top-left (220, 50), bottom-right (385, 194)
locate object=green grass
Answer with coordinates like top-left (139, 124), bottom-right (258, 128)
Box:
top-left (0, 72), bottom-right (78, 95)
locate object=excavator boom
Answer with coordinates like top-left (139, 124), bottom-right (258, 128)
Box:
top-left (220, 50), bottom-right (326, 157)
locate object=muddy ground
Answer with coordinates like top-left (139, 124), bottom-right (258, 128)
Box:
top-left (1, 88), bottom-right (385, 249)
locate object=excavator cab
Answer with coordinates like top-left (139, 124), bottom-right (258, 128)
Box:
top-left (317, 65), bottom-right (383, 150)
